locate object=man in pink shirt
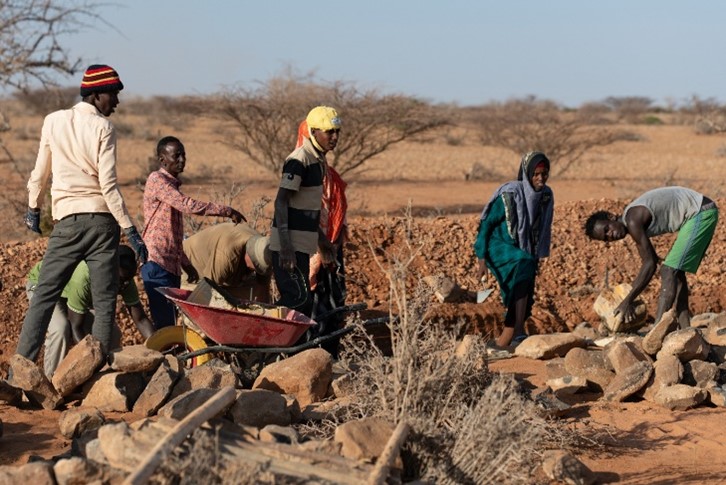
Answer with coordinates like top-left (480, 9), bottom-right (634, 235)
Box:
top-left (16, 64), bottom-right (146, 365)
top-left (142, 136), bottom-right (245, 329)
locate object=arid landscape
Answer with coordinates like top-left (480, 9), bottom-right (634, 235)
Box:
top-left (1, 98), bottom-right (726, 483)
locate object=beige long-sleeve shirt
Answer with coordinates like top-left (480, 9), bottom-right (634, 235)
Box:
top-left (27, 101), bottom-right (133, 228)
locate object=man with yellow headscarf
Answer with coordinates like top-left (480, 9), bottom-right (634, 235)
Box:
top-left (269, 106), bottom-right (341, 316)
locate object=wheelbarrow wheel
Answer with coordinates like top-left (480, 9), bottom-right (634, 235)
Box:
top-left (145, 326), bottom-right (211, 367)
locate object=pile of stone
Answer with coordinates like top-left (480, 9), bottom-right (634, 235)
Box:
top-left (0, 337), bottom-right (403, 483)
top-left (514, 307), bottom-right (726, 411)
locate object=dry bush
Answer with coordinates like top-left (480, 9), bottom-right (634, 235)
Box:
top-left (210, 70), bottom-right (451, 176)
top-left (682, 96), bottom-right (726, 135)
top-left (602, 96), bottom-right (655, 123)
top-left (154, 426), bottom-right (282, 485)
top-left (325, 209), bottom-right (561, 483)
top-left (11, 86), bottom-right (78, 115)
top-left (467, 96), bottom-right (627, 178)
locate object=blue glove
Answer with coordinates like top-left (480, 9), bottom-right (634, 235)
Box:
top-left (24, 208), bottom-right (41, 234)
top-left (124, 226), bottom-right (148, 264)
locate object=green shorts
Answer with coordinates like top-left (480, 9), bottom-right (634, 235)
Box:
top-left (664, 207), bottom-right (718, 273)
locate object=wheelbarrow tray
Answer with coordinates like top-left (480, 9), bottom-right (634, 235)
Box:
top-left (156, 287), bottom-right (315, 347)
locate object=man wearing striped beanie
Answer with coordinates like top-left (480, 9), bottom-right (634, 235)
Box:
top-left (15, 64), bottom-right (147, 372)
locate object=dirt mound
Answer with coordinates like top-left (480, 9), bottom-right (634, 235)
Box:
top-left (2, 198), bottom-right (725, 371)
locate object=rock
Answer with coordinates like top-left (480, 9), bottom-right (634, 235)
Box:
top-left (53, 457), bottom-right (105, 485)
top-left (96, 422), bottom-right (141, 471)
top-left (710, 346), bottom-right (726, 365)
top-left (571, 321), bottom-right (598, 341)
top-left (335, 418), bottom-right (398, 462)
top-left (706, 383), bottom-right (726, 407)
top-left (533, 388), bottom-right (572, 418)
top-left (690, 312), bottom-right (722, 328)
top-left (603, 361), bottom-right (653, 402)
top-left (132, 360), bottom-right (180, 417)
top-left (82, 372), bottom-right (146, 412)
top-left (109, 345), bottom-right (164, 373)
top-left (58, 407), bottom-right (105, 439)
top-left (0, 461), bottom-right (55, 484)
top-left (259, 425), bottom-right (299, 444)
top-left (9, 354), bottom-right (63, 410)
top-left (683, 360), bottom-right (718, 388)
top-left (546, 375), bottom-right (588, 396)
top-left (545, 358), bottom-right (568, 380)
top-left (158, 387), bottom-right (227, 420)
top-left (422, 273), bottom-right (465, 303)
top-left (642, 309), bottom-right (678, 356)
top-left (331, 373), bottom-right (355, 398)
top-left (564, 348), bottom-right (615, 392)
top-left (513, 333), bottom-right (587, 360)
top-left (541, 449), bottom-right (597, 485)
top-left (253, 348), bottom-right (333, 407)
top-left (654, 384), bottom-right (708, 410)
top-left (593, 283), bottom-right (647, 334)
top-left (642, 353), bottom-right (683, 402)
top-left (228, 389), bottom-right (291, 428)
top-left (0, 378), bottom-right (23, 406)
top-left (301, 396), bottom-right (352, 421)
top-left (606, 339), bottom-right (651, 374)
top-left (702, 320), bottom-right (726, 347)
top-left (169, 361), bottom-right (237, 400)
top-left (52, 335), bottom-right (105, 397)
top-left (657, 328), bottom-right (710, 362)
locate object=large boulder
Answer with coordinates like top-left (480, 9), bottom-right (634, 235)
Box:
top-left (109, 345), bottom-right (164, 373)
top-left (593, 283), bottom-right (647, 334)
top-left (657, 328), bottom-right (710, 362)
top-left (564, 348), bottom-right (615, 392)
top-left (514, 333), bottom-right (587, 360)
top-left (9, 354), bottom-right (62, 410)
top-left (642, 310), bottom-right (678, 356)
top-left (228, 389), bottom-right (292, 428)
top-left (133, 360), bottom-right (180, 417)
top-left (52, 335), bottom-right (105, 397)
top-left (82, 372), bottom-right (146, 412)
top-left (253, 348), bottom-right (333, 407)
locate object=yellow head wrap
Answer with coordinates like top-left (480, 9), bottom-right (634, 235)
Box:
top-left (306, 106), bottom-right (342, 131)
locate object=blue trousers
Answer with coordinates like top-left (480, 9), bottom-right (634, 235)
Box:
top-left (141, 261), bottom-right (180, 330)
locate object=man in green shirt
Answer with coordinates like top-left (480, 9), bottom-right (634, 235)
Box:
top-left (26, 245), bottom-right (154, 377)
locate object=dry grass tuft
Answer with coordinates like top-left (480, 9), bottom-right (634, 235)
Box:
top-left (318, 208), bottom-right (567, 483)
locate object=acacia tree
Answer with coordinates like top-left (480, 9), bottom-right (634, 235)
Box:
top-left (212, 72), bottom-right (451, 176)
top-left (468, 96), bottom-right (625, 178)
top-left (0, 0), bottom-right (101, 238)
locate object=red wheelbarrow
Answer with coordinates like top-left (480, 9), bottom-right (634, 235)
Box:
top-left (145, 280), bottom-right (386, 369)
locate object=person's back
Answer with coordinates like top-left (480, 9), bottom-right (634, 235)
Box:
top-left (624, 186), bottom-right (703, 236)
top-left (16, 65), bottom-right (147, 370)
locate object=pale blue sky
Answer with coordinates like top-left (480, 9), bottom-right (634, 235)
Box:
top-left (58, 0), bottom-right (725, 108)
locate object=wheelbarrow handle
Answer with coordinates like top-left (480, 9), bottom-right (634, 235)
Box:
top-left (313, 302), bottom-right (367, 323)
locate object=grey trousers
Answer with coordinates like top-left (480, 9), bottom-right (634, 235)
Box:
top-left (26, 282), bottom-right (121, 377)
top-left (16, 213), bottom-right (120, 361)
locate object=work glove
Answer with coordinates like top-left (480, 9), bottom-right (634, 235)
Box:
top-left (24, 207), bottom-right (41, 234)
top-left (124, 226), bottom-right (148, 265)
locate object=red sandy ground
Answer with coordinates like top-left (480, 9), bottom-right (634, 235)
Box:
top-left (1, 183), bottom-right (726, 483)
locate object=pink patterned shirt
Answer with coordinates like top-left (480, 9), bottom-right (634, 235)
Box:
top-left (143, 168), bottom-right (234, 275)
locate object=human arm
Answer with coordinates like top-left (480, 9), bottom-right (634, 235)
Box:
top-left (274, 187), bottom-right (297, 271)
top-left (150, 173), bottom-right (242, 219)
top-left (615, 206), bottom-right (658, 323)
top-left (318, 228), bottom-right (336, 265)
top-left (127, 303), bottom-right (155, 340)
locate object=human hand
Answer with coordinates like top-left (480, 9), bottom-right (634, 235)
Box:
top-left (183, 263), bottom-right (199, 284)
top-left (24, 207), bottom-right (41, 234)
top-left (123, 226), bottom-right (148, 264)
top-left (475, 259), bottom-right (488, 282)
top-left (279, 244), bottom-right (297, 272)
top-left (229, 208), bottom-right (247, 224)
top-left (613, 300), bottom-right (636, 325)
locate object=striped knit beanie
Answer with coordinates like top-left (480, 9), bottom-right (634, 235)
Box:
top-left (80, 65), bottom-right (124, 97)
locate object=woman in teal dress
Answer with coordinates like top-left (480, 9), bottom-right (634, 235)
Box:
top-left (474, 152), bottom-right (554, 349)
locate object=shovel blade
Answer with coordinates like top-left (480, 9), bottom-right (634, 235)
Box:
top-left (477, 288), bottom-right (494, 303)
